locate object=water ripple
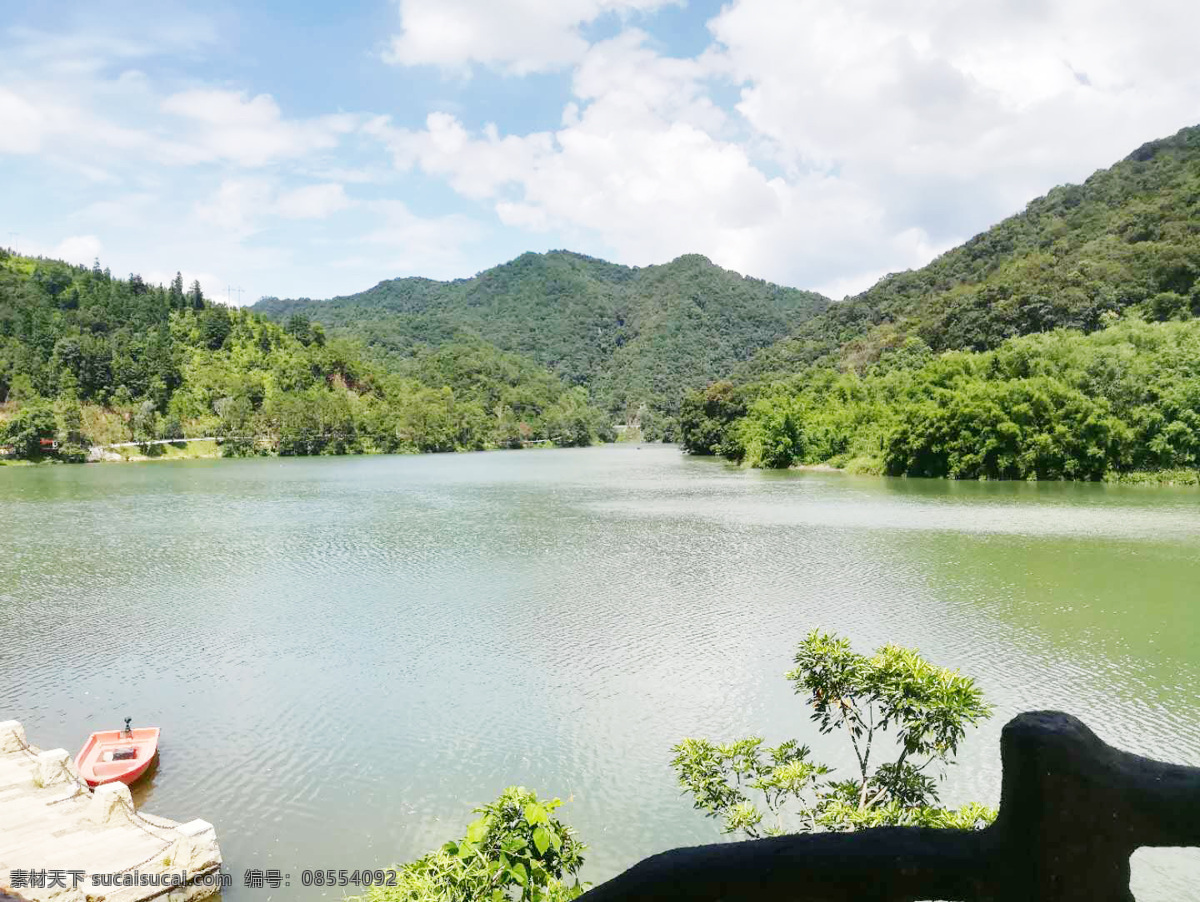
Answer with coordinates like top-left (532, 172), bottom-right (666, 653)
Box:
top-left (2, 447), bottom-right (1199, 898)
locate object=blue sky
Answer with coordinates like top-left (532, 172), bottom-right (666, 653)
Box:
top-left (2, 0), bottom-right (1198, 305)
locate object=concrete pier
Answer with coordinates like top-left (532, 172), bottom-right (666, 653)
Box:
top-left (0, 721), bottom-right (223, 902)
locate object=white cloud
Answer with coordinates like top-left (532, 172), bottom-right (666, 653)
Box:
top-left (366, 112), bottom-right (554, 200)
top-left (0, 88), bottom-right (43, 153)
top-left (384, 0), bottom-right (677, 73)
top-left (276, 183), bottom-right (352, 219)
top-left (195, 178), bottom-right (274, 237)
top-left (0, 19), bottom-right (219, 164)
top-left (572, 29), bottom-right (725, 133)
top-left (160, 90), bottom-right (360, 167)
top-left (358, 200), bottom-right (485, 276)
top-left (708, 0), bottom-right (1200, 239)
top-left (8, 18), bottom-right (217, 70)
top-left (71, 193), bottom-right (159, 228)
top-left (195, 179), bottom-right (353, 237)
top-left (1, 38), bottom-right (357, 176)
top-left (312, 201), bottom-right (489, 286)
top-left (0, 83), bottom-right (148, 158)
top-left (51, 235), bottom-right (103, 266)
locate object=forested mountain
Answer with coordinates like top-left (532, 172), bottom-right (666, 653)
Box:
top-left (254, 250), bottom-right (830, 432)
top-left (680, 123), bottom-right (1200, 482)
top-left (741, 124), bottom-right (1200, 380)
top-left (0, 251), bottom-right (611, 460)
top-left (8, 121), bottom-right (1198, 476)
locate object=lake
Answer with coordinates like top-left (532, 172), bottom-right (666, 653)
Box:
top-left (2, 445), bottom-right (1199, 899)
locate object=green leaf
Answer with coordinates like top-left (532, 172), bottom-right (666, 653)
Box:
top-left (510, 862), bottom-right (528, 886)
top-left (502, 835), bottom-right (528, 853)
top-left (532, 826), bottom-right (550, 856)
top-left (466, 816), bottom-right (489, 844)
top-left (523, 802), bottom-right (548, 825)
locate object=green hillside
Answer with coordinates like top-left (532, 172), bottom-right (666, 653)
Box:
top-left (254, 250), bottom-right (830, 433)
top-left (681, 319), bottom-right (1200, 482)
top-left (742, 124), bottom-right (1200, 380)
top-left (0, 251), bottom-right (611, 461)
top-left (680, 124), bottom-right (1200, 482)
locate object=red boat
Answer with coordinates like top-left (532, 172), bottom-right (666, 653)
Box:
top-left (75, 718), bottom-right (160, 787)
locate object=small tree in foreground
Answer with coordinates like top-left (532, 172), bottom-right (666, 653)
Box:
top-left (354, 787), bottom-right (587, 902)
top-left (671, 631), bottom-right (995, 838)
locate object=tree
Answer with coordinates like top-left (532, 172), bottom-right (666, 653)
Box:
top-left (32, 263), bottom-right (72, 298)
top-left (200, 306), bottom-right (232, 350)
top-left (4, 373), bottom-right (38, 405)
top-left (54, 394), bottom-right (85, 446)
top-left (188, 279), bottom-right (205, 310)
top-left (736, 393), bottom-right (809, 468)
top-left (679, 381), bottom-right (746, 456)
top-left (214, 395), bottom-right (252, 436)
top-left (352, 787), bottom-right (586, 902)
top-left (3, 402), bottom-right (57, 458)
top-left (169, 272), bottom-right (186, 309)
top-left (544, 387), bottom-right (604, 447)
top-left (284, 313), bottom-right (317, 346)
top-left (51, 337), bottom-right (83, 383)
top-left (131, 399), bottom-right (158, 442)
top-left (161, 413), bottom-right (185, 441)
top-left (671, 631), bottom-right (994, 838)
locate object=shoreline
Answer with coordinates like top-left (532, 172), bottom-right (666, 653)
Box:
top-left (3, 439), bottom-right (619, 467)
top-left (784, 459), bottom-right (1200, 487)
top-left (6, 445), bottom-right (1200, 487)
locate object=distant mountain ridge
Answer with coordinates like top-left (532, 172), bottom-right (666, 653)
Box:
top-left (254, 250), bottom-right (830, 430)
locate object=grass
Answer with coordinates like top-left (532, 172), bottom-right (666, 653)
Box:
top-left (81, 405), bottom-right (133, 445)
top-left (96, 439), bottom-right (223, 462)
top-left (1106, 469), bottom-right (1200, 487)
top-left (156, 439), bottom-right (221, 459)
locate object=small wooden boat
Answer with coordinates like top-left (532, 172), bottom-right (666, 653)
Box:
top-left (75, 718), bottom-right (159, 787)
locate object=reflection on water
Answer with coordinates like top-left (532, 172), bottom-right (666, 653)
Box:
top-left (1, 446), bottom-right (1198, 898)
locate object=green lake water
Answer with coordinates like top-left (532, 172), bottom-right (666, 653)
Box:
top-left (2, 445), bottom-right (1198, 898)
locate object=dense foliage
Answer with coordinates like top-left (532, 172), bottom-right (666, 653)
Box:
top-left (0, 251), bottom-right (611, 460)
top-left (671, 631), bottom-right (994, 837)
top-left (682, 319), bottom-right (1200, 481)
top-left (742, 124), bottom-right (1200, 378)
top-left (353, 787), bottom-right (586, 902)
top-left (254, 251), bottom-right (829, 432)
